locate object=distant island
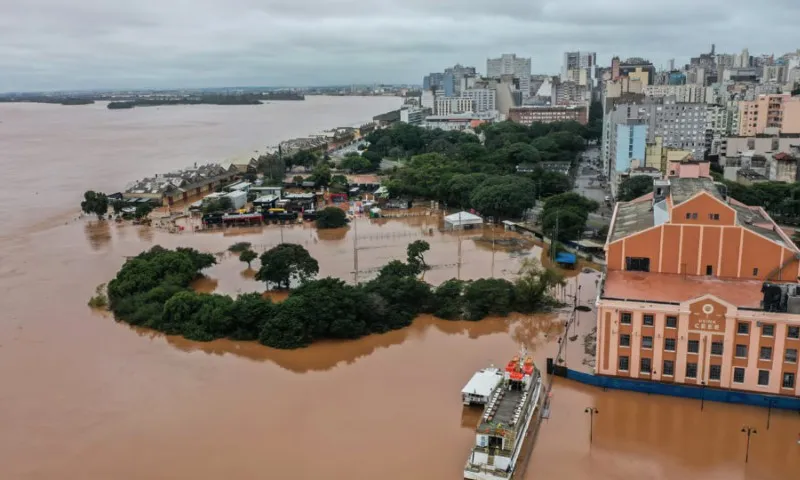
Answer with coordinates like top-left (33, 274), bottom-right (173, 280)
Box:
top-left (107, 92), bottom-right (304, 109)
top-left (0, 95), bottom-right (94, 106)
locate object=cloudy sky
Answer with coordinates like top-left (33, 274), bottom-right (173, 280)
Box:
top-left (1, 0), bottom-right (798, 92)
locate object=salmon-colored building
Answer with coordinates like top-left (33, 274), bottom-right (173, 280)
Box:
top-left (597, 165), bottom-right (800, 397)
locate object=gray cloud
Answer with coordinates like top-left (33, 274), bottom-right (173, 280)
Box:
top-left (0, 0), bottom-right (797, 91)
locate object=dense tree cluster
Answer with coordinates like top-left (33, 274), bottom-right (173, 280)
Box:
top-left (315, 207), bottom-right (349, 229)
top-left (541, 192), bottom-right (600, 242)
top-left (617, 176), bottom-right (654, 202)
top-left (106, 242), bottom-right (564, 349)
top-left (339, 152), bottom-right (373, 173)
top-left (371, 121), bottom-right (589, 220)
top-left (81, 190), bottom-right (109, 218)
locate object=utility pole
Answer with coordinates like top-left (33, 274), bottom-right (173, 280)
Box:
top-left (353, 214), bottom-right (359, 284)
top-left (457, 210), bottom-right (463, 280)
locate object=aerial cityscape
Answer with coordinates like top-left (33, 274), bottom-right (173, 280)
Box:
top-left (2, 1), bottom-right (800, 479)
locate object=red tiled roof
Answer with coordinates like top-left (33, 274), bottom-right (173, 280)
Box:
top-left (602, 271), bottom-right (766, 308)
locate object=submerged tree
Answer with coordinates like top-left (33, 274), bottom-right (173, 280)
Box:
top-left (239, 249), bottom-right (258, 269)
top-left (81, 190), bottom-right (109, 218)
top-left (255, 243), bottom-right (319, 290)
top-left (406, 240), bottom-right (431, 274)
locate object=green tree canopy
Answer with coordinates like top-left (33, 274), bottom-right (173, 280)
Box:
top-left (239, 249), bottom-right (258, 268)
top-left (617, 176), bottom-right (654, 202)
top-left (315, 207), bottom-right (348, 229)
top-left (81, 191), bottom-right (109, 218)
top-left (255, 243), bottom-right (319, 290)
top-left (339, 152), bottom-right (373, 173)
top-left (469, 176), bottom-right (537, 220)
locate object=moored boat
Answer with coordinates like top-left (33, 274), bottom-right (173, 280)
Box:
top-left (462, 352), bottom-right (544, 480)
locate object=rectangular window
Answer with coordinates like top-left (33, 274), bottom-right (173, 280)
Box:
top-left (619, 334), bottom-right (631, 347)
top-left (711, 342), bottom-right (724, 356)
top-left (758, 370), bottom-right (770, 386)
top-left (691, 213), bottom-right (698, 219)
top-left (619, 356), bottom-right (629, 371)
top-left (688, 340), bottom-right (700, 353)
top-left (735, 344), bottom-right (748, 358)
top-left (685, 212), bottom-right (691, 219)
top-left (733, 367), bottom-right (745, 383)
top-left (788, 326), bottom-right (800, 339)
top-left (642, 336), bottom-right (654, 349)
top-left (786, 348), bottom-right (798, 363)
top-left (706, 265), bottom-right (713, 275)
top-left (709, 365), bottom-right (722, 381)
top-left (640, 358), bottom-right (652, 373)
top-left (753, 268), bottom-right (759, 276)
top-left (762, 324), bottom-right (775, 337)
top-left (783, 373), bottom-right (796, 389)
top-left (760, 346), bottom-right (773, 360)
top-left (643, 314), bottom-right (654, 326)
top-left (737, 322), bottom-right (749, 335)
top-left (686, 362), bottom-right (698, 378)
top-left (620, 312), bottom-right (632, 325)
top-left (666, 316), bottom-right (677, 329)
top-left (625, 257), bottom-right (650, 272)
top-left (663, 360), bottom-right (675, 376)
top-left (664, 338), bottom-right (676, 351)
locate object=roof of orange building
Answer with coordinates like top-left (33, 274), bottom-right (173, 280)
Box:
top-left (602, 270), bottom-right (766, 308)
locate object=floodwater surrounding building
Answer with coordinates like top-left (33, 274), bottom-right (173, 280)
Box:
top-left (1, 100), bottom-right (799, 480)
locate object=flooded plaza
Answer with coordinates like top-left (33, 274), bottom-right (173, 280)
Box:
top-left (0, 100), bottom-right (798, 479)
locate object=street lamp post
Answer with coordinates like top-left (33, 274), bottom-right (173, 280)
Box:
top-left (766, 398), bottom-right (774, 430)
top-left (584, 407), bottom-right (599, 446)
top-left (700, 381), bottom-right (706, 411)
top-left (741, 426), bottom-right (757, 463)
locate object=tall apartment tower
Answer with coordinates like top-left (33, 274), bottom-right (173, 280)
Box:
top-left (487, 54), bottom-right (532, 99)
top-left (562, 51), bottom-right (597, 86)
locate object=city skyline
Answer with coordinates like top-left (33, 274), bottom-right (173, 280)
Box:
top-left (2, 0), bottom-right (800, 92)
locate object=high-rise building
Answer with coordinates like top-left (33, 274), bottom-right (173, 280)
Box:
top-left (735, 48), bottom-right (751, 68)
top-left (460, 88), bottom-right (496, 113)
top-left (597, 168), bottom-right (800, 398)
top-left (738, 94), bottom-right (800, 136)
top-left (486, 54), bottom-right (532, 99)
top-left (562, 51), bottom-right (597, 86)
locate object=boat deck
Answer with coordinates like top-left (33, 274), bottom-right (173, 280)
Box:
top-left (480, 387), bottom-right (525, 430)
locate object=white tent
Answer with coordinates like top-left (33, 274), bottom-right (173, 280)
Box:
top-left (444, 211), bottom-right (483, 230)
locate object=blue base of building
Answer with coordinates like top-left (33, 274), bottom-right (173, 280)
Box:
top-left (563, 368), bottom-right (800, 411)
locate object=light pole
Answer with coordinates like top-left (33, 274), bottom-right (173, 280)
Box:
top-left (766, 398), bottom-right (774, 430)
top-left (700, 381), bottom-right (706, 411)
top-left (584, 407), bottom-right (599, 446)
top-left (741, 426), bottom-right (757, 463)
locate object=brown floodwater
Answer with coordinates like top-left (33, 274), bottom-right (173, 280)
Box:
top-left (1, 100), bottom-right (799, 480)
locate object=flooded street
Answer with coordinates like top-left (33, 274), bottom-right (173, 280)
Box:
top-left (0, 100), bottom-right (798, 479)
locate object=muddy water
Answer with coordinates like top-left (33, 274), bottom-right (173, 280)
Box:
top-left (1, 102), bottom-right (799, 480)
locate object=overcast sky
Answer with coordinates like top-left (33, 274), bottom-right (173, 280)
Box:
top-left (1, 0), bottom-right (799, 92)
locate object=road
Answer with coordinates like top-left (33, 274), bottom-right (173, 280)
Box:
top-left (571, 147), bottom-right (613, 230)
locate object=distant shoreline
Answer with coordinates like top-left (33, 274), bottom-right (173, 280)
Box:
top-left (0, 92), bottom-right (306, 108)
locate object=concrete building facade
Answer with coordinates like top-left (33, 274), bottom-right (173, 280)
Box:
top-left (487, 54), bottom-right (532, 99)
top-left (460, 88), bottom-right (496, 113)
top-left (598, 170), bottom-right (800, 398)
top-left (434, 97), bottom-right (474, 116)
top-left (644, 85), bottom-right (706, 103)
top-left (508, 105), bottom-right (588, 126)
top-left (738, 94), bottom-right (800, 136)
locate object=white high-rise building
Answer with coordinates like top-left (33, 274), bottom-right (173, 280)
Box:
top-left (735, 48), bottom-right (750, 68)
top-left (434, 97), bottom-right (475, 116)
top-left (561, 51), bottom-right (597, 86)
top-left (487, 54), bottom-right (532, 98)
top-left (460, 88), bottom-right (496, 113)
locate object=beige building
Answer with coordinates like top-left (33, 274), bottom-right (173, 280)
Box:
top-left (644, 85), bottom-right (706, 103)
top-left (645, 137), bottom-right (693, 173)
top-left (605, 77), bottom-right (643, 98)
top-left (738, 94), bottom-right (800, 136)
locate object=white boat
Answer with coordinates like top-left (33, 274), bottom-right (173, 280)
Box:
top-left (463, 353), bottom-right (544, 480)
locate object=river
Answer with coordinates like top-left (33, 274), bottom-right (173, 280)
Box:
top-left (0, 97), bottom-right (798, 480)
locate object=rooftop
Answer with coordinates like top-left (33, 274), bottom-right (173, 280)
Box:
top-left (602, 271), bottom-right (765, 308)
top-left (609, 177), bottom-right (789, 247)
